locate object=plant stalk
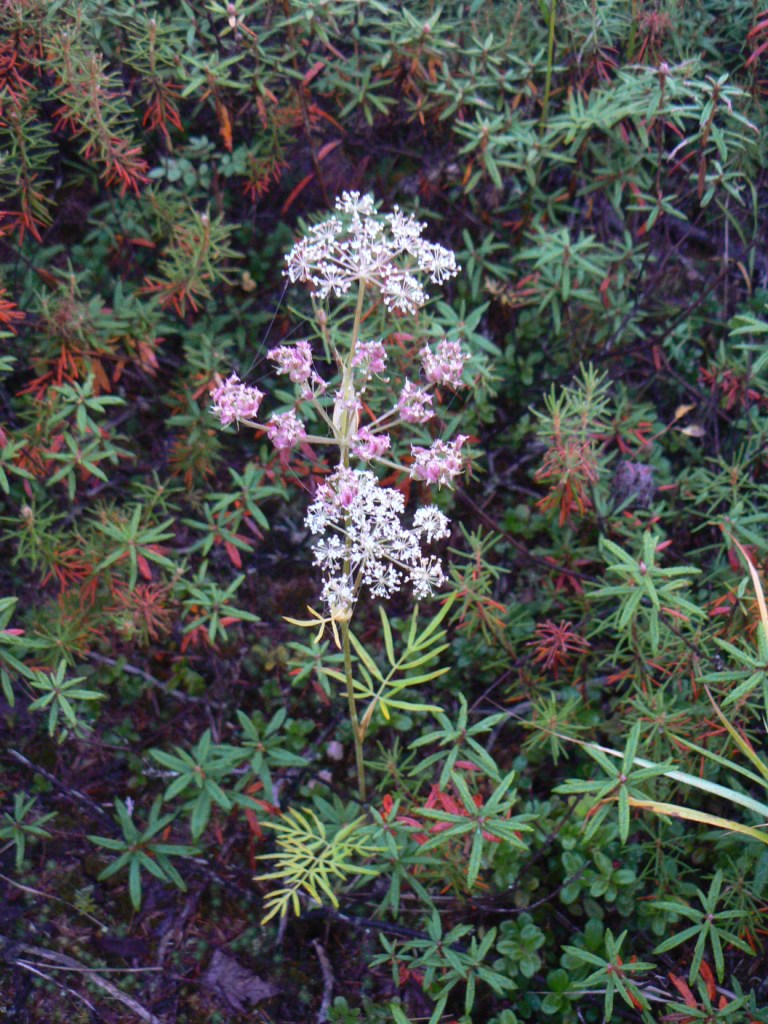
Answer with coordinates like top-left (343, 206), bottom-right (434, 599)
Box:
top-left (333, 278), bottom-right (369, 803)
top-left (541, 0), bottom-right (557, 129)
top-left (341, 618), bottom-right (366, 802)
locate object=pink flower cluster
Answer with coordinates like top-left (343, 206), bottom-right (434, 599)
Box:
top-left (352, 340), bottom-right (387, 377)
top-left (268, 341), bottom-right (327, 398)
top-left (421, 339), bottom-right (470, 388)
top-left (352, 427), bottom-right (391, 461)
top-left (397, 381), bottom-right (434, 423)
top-left (410, 435), bottom-right (468, 488)
top-left (267, 341), bottom-right (313, 384)
top-left (210, 373), bottom-right (264, 427)
top-left (267, 410), bottom-right (307, 452)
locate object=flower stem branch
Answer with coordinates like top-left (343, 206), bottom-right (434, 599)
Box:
top-left (341, 618), bottom-right (366, 802)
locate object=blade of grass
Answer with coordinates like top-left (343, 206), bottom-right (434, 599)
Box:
top-left (590, 743), bottom-right (768, 818)
top-left (628, 798), bottom-right (768, 846)
top-left (725, 531), bottom-right (768, 647)
top-left (669, 733), bottom-right (768, 789)
top-left (705, 687), bottom-right (768, 784)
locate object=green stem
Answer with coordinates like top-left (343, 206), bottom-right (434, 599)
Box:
top-left (337, 281), bottom-right (368, 803)
top-left (626, 0), bottom-right (638, 63)
top-left (348, 279), bottom-right (366, 368)
top-left (341, 618), bottom-right (366, 802)
top-left (541, 0), bottom-right (557, 129)
top-left (338, 280), bottom-right (366, 465)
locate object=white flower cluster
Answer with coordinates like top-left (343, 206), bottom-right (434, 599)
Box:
top-left (305, 468), bottom-right (450, 613)
top-left (284, 191), bottom-right (459, 315)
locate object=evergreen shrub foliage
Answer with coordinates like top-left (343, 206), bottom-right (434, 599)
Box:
top-left (1, 0), bottom-right (768, 1021)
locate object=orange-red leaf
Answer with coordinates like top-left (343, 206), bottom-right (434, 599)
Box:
top-left (216, 99), bottom-right (233, 152)
top-left (224, 541), bottom-right (242, 569)
top-left (698, 960), bottom-right (717, 1001)
top-left (668, 971), bottom-right (697, 1008)
top-left (302, 61), bottom-right (325, 87)
top-left (281, 172), bottom-right (315, 214)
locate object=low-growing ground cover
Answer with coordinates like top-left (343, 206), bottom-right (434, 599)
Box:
top-left (1, 1), bottom-right (768, 1021)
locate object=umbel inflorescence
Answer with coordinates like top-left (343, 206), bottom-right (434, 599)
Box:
top-left (283, 190), bottom-right (459, 313)
top-left (211, 191), bottom-right (469, 617)
top-left (306, 469), bottom-right (451, 611)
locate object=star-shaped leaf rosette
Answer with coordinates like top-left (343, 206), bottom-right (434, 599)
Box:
top-left (210, 191), bottom-right (472, 625)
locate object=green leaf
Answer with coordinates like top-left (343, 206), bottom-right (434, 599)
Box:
top-left (128, 858), bottom-right (143, 909)
top-left (348, 630), bottom-right (385, 682)
top-left (380, 606), bottom-right (395, 666)
top-left (467, 831), bottom-right (483, 887)
top-left (190, 790), bottom-right (212, 838)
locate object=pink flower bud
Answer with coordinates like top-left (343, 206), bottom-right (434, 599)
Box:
top-left (352, 428), bottom-right (391, 461)
top-left (266, 410), bottom-right (307, 451)
top-left (421, 339), bottom-right (470, 388)
top-left (410, 435), bottom-right (468, 488)
top-left (210, 373), bottom-right (264, 427)
top-left (267, 341), bottom-right (314, 385)
top-left (397, 380), bottom-right (434, 423)
top-left (352, 340), bottom-right (387, 376)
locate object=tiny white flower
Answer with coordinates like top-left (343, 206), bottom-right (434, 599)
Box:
top-left (413, 506), bottom-right (451, 542)
top-left (409, 556), bottom-right (447, 599)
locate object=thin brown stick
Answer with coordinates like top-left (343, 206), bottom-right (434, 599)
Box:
top-left (312, 938), bottom-right (335, 1023)
top-left (8, 942), bottom-right (162, 1024)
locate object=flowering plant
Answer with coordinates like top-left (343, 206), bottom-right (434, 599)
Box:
top-left (211, 192), bottom-right (472, 799)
